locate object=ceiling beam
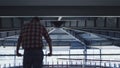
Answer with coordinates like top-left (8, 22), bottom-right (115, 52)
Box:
top-left (0, 0), bottom-right (120, 6)
top-left (0, 6), bottom-right (120, 16)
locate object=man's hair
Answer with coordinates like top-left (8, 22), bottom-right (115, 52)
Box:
top-left (32, 17), bottom-right (40, 22)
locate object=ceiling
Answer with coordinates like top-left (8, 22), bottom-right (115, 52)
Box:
top-left (22, 16), bottom-right (96, 21)
top-left (0, 16), bottom-right (118, 21)
top-left (0, 0), bottom-right (120, 6)
top-left (0, 0), bottom-right (120, 16)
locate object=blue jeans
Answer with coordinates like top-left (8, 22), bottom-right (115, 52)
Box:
top-left (23, 49), bottom-right (43, 68)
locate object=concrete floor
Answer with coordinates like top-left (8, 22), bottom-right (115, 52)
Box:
top-left (9, 65), bottom-right (112, 68)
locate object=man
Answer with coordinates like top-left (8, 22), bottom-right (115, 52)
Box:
top-left (16, 17), bottom-right (52, 68)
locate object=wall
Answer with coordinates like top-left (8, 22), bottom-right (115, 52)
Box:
top-left (75, 17), bottom-right (120, 30)
top-left (1, 18), bottom-right (12, 29)
top-left (0, 0), bottom-right (119, 6)
top-left (0, 17), bottom-right (120, 31)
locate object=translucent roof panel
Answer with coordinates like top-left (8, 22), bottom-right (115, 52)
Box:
top-left (70, 41), bottom-right (91, 49)
top-left (76, 31), bottom-right (113, 45)
top-left (90, 45), bottom-right (120, 49)
top-left (43, 28), bottom-right (89, 49)
top-left (49, 28), bottom-right (95, 49)
top-left (0, 28), bottom-right (91, 49)
top-left (49, 28), bottom-right (76, 41)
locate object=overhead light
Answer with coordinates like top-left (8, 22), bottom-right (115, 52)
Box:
top-left (58, 16), bottom-right (62, 21)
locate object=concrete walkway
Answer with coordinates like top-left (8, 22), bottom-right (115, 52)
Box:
top-left (9, 65), bottom-right (112, 68)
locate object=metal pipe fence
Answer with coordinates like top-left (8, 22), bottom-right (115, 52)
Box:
top-left (0, 52), bottom-right (120, 68)
top-left (0, 59), bottom-right (119, 68)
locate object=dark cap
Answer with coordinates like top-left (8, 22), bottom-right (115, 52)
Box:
top-left (32, 17), bottom-right (40, 21)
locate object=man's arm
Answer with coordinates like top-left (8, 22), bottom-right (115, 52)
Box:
top-left (47, 40), bottom-right (52, 56)
top-left (43, 27), bottom-right (52, 56)
top-left (16, 31), bottom-right (22, 56)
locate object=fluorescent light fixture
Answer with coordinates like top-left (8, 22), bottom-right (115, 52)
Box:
top-left (58, 16), bottom-right (62, 21)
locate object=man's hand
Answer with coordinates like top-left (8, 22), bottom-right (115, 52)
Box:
top-left (47, 52), bottom-right (52, 56)
top-left (16, 51), bottom-right (22, 57)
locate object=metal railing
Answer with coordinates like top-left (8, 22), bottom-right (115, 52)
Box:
top-left (0, 46), bottom-right (120, 68)
top-left (0, 30), bottom-right (20, 38)
top-left (72, 28), bottom-right (120, 38)
top-left (0, 55), bottom-right (120, 68)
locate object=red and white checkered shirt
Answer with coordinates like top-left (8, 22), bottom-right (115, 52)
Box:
top-left (18, 22), bottom-right (51, 49)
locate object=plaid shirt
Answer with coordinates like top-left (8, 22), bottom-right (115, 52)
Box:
top-left (18, 22), bottom-right (51, 49)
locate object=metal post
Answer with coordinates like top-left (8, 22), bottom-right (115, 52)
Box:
top-left (69, 43), bottom-right (71, 65)
top-left (4, 64), bottom-right (6, 68)
top-left (76, 62), bottom-right (78, 66)
top-left (47, 62), bottom-right (49, 67)
top-left (52, 61), bottom-right (54, 68)
top-left (19, 63), bottom-right (21, 66)
top-left (104, 63), bottom-right (106, 67)
top-left (95, 62), bottom-right (96, 67)
top-left (9, 63), bottom-right (11, 67)
top-left (100, 48), bottom-right (102, 68)
top-left (83, 46), bottom-right (87, 68)
top-left (119, 64), bottom-right (120, 68)
top-left (114, 63), bottom-right (117, 68)
top-left (57, 61), bottom-right (59, 68)
top-left (90, 62), bottom-right (92, 66)
top-left (69, 49), bottom-right (70, 65)
top-left (45, 43), bottom-right (47, 64)
top-left (45, 51), bottom-right (47, 65)
top-left (71, 60), bottom-right (73, 66)
top-left (62, 61), bottom-right (63, 68)
top-left (81, 62), bottom-right (82, 67)
top-left (66, 61), bottom-right (68, 68)
top-left (0, 33), bottom-right (1, 38)
top-left (14, 42), bottom-right (16, 67)
top-left (109, 62), bottom-right (111, 67)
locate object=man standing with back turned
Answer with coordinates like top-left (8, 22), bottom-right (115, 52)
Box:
top-left (16, 17), bottom-right (52, 68)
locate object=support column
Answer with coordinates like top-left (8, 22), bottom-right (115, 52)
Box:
top-left (94, 17), bottom-right (97, 27)
top-left (104, 17), bottom-right (107, 28)
top-left (45, 21), bottom-right (47, 27)
top-left (76, 20), bottom-right (79, 27)
top-left (69, 21), bottom-right (71, 27)
top-left (100, 49), bottom-right (102, 68)
top-left (116, 17), bottom-right (119, 28)
top-left (85, 19), bottom-right (87, 27)
top-left (83, 46), bottom-right (87, 68)
top-left (11, 18), bottom-right (14, 29)
top-left (20, 18), bottom-right (24, 28)
top-left (0, 18), bottom-right (1, 30)
top-left (0, 18), bottom-right (1, 38)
